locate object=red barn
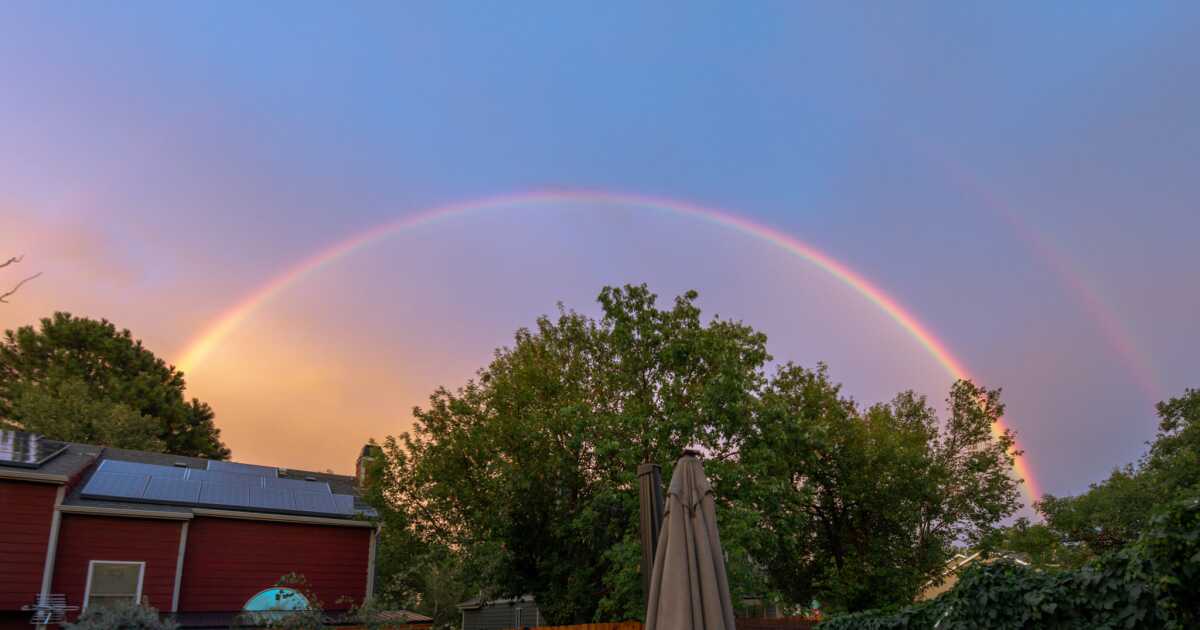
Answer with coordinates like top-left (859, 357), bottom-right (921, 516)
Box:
top-left (0, 431), bottom-right (380, 629)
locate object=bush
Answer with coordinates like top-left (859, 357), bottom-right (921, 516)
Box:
top-left (62, 602), bottom-right (179, 630)
top-left (820, 496), bottom-right (1200, 629)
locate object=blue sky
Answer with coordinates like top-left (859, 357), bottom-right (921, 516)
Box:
top-left (2, 2), bottom-right (1197, 498)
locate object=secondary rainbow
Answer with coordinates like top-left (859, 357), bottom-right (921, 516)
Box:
top-left (177, 189), bottom-right (1042, 503)
top-left (908, 134), bottom-right (1162, 404)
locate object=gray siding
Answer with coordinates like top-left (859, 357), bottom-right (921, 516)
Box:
top-left (462, 601), bottom-right (544, 630)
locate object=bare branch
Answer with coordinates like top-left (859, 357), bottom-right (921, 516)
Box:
top-left (0, 272), bottom-right (42, 303)
top-left (0, 255), bottom-right (23, 270)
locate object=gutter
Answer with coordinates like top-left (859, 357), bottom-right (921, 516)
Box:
top-left (192, 507), bottom-right (374, 528)
top-left (36, 486), bottom-right (66, 630)
top-left (58, 504), bottom-right (194, 520)
top-left (0, 469), bottom-right (68, 483)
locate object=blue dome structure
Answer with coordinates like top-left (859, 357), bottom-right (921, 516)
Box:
top-left (243, 587), bottom-right (310, 620)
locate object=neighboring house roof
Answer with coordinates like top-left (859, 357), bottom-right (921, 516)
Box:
top-left (1, 430), bottom-right (376, 524)
top-left (457, 596), bottom-right (536, 610)
top-left (374, 610), bottom-right (435, 623)
top-left (917, 551), bottom-right (1031, 601)
top-left (0, 431), bottom-right (101, 482)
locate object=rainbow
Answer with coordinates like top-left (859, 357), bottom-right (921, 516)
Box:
top-left (176, 189), bottom-right (1042, 503)
top-left (904, 134), bottom-right (1163, 405)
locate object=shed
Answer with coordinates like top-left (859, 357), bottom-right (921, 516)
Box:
top-left (457, 596), bottom-right (544, 630)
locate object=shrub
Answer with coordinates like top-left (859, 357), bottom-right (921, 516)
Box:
top-left (820, 495), bottom-right (1200, 629)
top-left (61, 602), bottom-right (179, 630)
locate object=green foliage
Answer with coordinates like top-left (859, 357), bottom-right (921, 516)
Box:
top-left (369, 285), bottom-right (1022, 620)
top-left (1038, 389), bottom-right (1200, 559)
top-left (10, 378), bottom-right (166, 451)
top-left (62, 602), bottom-right (179, 630)
top-left (1037, 468), bottom-right (1154, 557)
top-left (741, 368), bottom-right (1021, 612)
top-left (0, 312), bottom-right (228, 459)
top-left (374, 285), bottom-right (772, 623)
top-left (977, 518), bottom-right (1091, 570)
top-left (819, 495), bottom-right (1200, 630)
top-left (361, 441), bottom-right (476, 628)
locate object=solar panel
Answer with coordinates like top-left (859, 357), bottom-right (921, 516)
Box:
top-left (144, 477), bottom-right (202, 503)
top-left (331, 494), bottom-right (356, 514)
top-left (0, 431), bottom-right (68, 469)
top-left (80, 457), bottom-right (361, 518)
top-left (83, 471), bottom-right (150, 499)
top-left (199, 481), bottom-right (251, 507)
top-left (99, 459), bottom-right (188, 479)
top-left (207, 460), bottom-right (278, 476)
top-left (186, 468), bottom-right (264, 487)
top-left (248, 486), bottom-right (294, 511)
top-left (293, 491), bottom-right (338, 514)
top-left (265, 476), bottom-right (331, 494)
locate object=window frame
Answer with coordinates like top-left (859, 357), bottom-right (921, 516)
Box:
top-left (82, 560), bottom-right (146, 611)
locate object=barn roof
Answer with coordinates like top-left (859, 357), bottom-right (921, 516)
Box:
top-left (0, 431), bottom-right (375, 523)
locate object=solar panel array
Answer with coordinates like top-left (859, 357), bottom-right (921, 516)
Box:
top-left (80, 459), bottom-right (358, 517)
top-left (0, 430), bottom-right (68, 469)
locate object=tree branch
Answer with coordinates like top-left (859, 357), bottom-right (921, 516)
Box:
top-left (0, 255), bottom-right (23, 270)
top-left (0, 272), bottom-right (42, 303)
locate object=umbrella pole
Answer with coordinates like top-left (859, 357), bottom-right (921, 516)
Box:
top-left (637, 462), bottom-right (665, 609)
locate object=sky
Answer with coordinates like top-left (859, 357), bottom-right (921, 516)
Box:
top-left (1, 3), bottom-right (1197, 506)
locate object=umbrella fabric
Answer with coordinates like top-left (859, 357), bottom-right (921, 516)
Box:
top-left (645, 453), bottom-right (737, 630)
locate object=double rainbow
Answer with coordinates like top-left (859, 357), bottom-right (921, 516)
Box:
top-left (177, 190), bottom-right (1041, 504)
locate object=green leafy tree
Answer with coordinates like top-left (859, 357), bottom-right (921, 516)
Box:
top-left (821, 494), bottom-right (1200, 629)
top-left (1037, 467), bottom-right (1156, 557)
top-left (1038, 389), bottom-right (1200, 558)
top-left (742, 366), bottom-right (1022, 612)
top-left (362, 449), bottom-right (475, 629)
top-left (374, 285), bottom-right (770, 623)
top-left (10, 378), bottom-right (166, 451)
top-left (976, 517), bottom-right (1090, 570)
top-left (369, 286), bottom-right (1024, 619)
top-left (0, 312), bottom-right (229, 459)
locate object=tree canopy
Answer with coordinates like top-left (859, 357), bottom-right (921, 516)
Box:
top-left (0, 312), bottom-right (229, 459)
top-left (367, 285), bottom-right (1023, 619)
top-left (742, 368), bottom-right (1022, 611)
top-left (1035, 389), bottom-right (1200, 560)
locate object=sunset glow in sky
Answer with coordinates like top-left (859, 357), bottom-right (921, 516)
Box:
top-left (2, 3), bottom-right (1198, 505)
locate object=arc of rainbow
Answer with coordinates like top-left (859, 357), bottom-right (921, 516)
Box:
top-left (901, 132), bottom-right (1163, 405)
top-left (177, 189), bottom-right (1042, 503)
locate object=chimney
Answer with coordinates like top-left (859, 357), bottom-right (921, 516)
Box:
top-left (356, 443), bottom-right (382, 487)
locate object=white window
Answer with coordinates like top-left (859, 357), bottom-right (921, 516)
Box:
top-left (83, 561), bottom-right (145, 610)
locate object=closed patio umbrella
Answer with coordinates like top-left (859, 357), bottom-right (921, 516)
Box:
top-left (645, 451), bottom-right (737, 630)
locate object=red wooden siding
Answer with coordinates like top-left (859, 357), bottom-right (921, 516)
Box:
top-left (52, 514), bottom-right (184, 616)
top-left (0, 480), bottom-right (57, 610)
top-left (179, 517), bottom-right (370, 612)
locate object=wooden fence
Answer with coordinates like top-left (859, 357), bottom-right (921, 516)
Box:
top-left (735, 616), bottom-right (820, 630)
top-left (516, 618), bottom-right (817, 630)
top-left (520, 623), bottom-right (643, 630)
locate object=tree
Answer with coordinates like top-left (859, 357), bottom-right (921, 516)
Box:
top-left (1037, 389), bottom-right (1200, 558)
top-left (373, 285), bottom-right (770, 623)
top-left (9, 378), bottom-right (166, 452)
top-left (1036, 466), bottom-right (1156, 556)
top-left (739, 366), bottom-right (1022, 612)
top-left (360, 446), bottom-right (475, 628)
top-left (369, 285), bottom-right (1024, 619)
top-left (0, 254), bottom-right (41, 303)
top-left (0, 312), bottom-right (229, 459)
top-left (976, 517), bottom-right (1090, 570)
